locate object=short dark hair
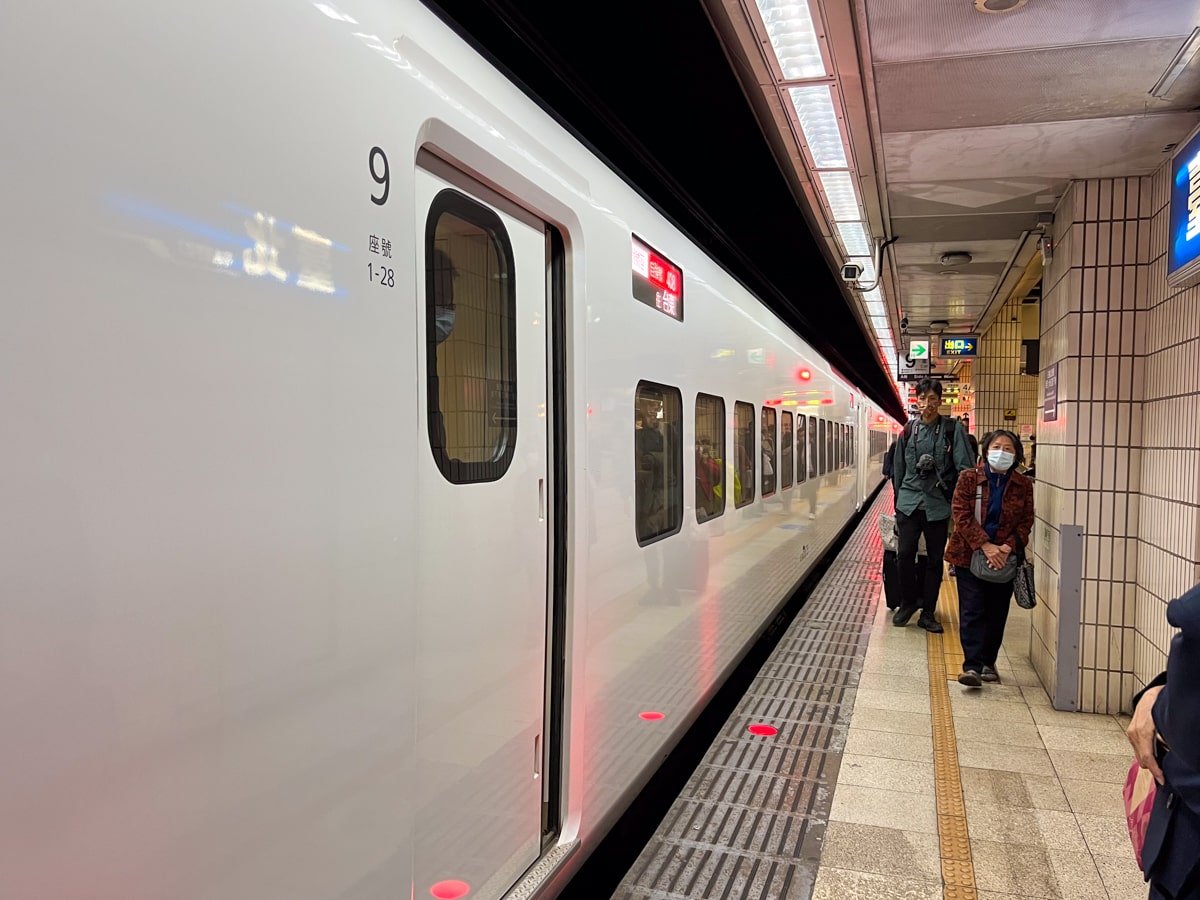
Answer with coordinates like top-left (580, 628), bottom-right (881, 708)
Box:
top-left (984, 429), bottom-right (1025, 467)
top-left (915, 378), bottom-right (942, 398)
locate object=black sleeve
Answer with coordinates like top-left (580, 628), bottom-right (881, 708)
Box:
top-left (1150, 585), bottom-right (1200, 770)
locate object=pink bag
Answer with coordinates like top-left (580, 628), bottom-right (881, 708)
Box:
top-left (1123, 758), bottom-right (1157, 869)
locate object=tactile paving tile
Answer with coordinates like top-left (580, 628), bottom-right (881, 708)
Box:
top-left (926, 599), bottom-right (980, 899)
top-left (612, 491), bottom-right (892, 900)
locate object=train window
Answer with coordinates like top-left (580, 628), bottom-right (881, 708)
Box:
top-left (695, 393), bottom-right (725, 523)
top-left (781, 412), bottom-right (794, 490)
top-left (808, 417), bottom-right (819, 480)
top-left (816, 419), bottom-right (825, 476)
top-left (635, 382), bottom-right (683, 545)
top-left (840, 424), bottom-right (847, 469)
top-left (761, 406), bottom-right (777, 498)
top-left (796, 415), bottom-right (807, 485)
top-left (825, 420), bottom-right (834, 476)
top-left (734, 402), bottom-right (755, 508)
top-left (425, 190), bottom-right (517, 483)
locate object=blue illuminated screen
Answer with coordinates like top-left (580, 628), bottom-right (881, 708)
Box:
top-left (1169, 127), bottom-right (1200, 281)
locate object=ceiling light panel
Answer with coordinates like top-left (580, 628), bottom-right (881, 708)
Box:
top-left (850, 256), bottom-right (876, 282)
top-left (755, 0), bottom-right (827, 80)
top-left (788, 85), bottom-right (848, 168)
top-left (837, 221), bottom-right (871, 256)
top-left (818, 171), bottom-right (861, 221)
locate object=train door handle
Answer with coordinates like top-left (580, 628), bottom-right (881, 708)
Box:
top-left (538, 478), bottom-right (545, 521)
top-left (533, 733), bottom-right (542, 779)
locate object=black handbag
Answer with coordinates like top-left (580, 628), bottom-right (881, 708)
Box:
top-left (1013, 554), bottom-right (1036, 610)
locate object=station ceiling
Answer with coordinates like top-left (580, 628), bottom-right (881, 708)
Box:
top-left (866, 0), bottom-right (1200, 335)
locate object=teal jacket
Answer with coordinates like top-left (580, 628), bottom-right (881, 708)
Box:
top-left (892, 416), bottom-right (975, 521)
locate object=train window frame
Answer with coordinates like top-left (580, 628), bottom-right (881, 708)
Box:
top-left (780, 411), bottom-right (794, 490)
top-left (796, 414), bottom-right (808, 485)
top-left (695, 393), bottom-right (726, 523)
top-left (425, 188), bottom-right (518, 485)
top-left (634, 381), bottom-right (684, 546)
top-left (761, 406), bottom-right (777, 498)
top-left (733, 401), bottom-right (755, 508)
top-left (808, 415), bottom-right (819, 480)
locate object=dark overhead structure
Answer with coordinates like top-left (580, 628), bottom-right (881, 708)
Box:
top-left (423, 0), bottom-right (904, 419)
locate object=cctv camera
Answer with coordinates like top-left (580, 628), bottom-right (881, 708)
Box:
top-left (900, 316), bottom-right (909, 332)
top-left (840, 263), bottom-right (863, 283)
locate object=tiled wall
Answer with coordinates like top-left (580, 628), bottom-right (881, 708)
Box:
top-left (1135, 163), bottom-right (1200, 691)
top-left (972, 297), bottom-right (1025, 438)
top-left (1032, 170), bottom-right (1200, 713)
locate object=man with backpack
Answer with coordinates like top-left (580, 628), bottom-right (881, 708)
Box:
top-left (891, 379), bottom-right (976, 633)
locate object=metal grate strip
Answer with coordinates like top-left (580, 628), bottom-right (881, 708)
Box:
top-left (612, 490), bottom-right (892, 899)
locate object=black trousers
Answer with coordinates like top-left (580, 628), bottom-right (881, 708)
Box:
top-left (896, 508), bottom-right (948, 616)
top-left (956, 568), bottom-right (1014, 672)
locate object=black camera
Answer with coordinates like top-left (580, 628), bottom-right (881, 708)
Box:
top-left (915, 453), bottom-right (937, 479)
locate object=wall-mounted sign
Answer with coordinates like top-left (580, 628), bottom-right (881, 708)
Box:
top-left (940, 335), bottom-right (979, 357)
top-left (1003, 409), bottom-right (1018, 421)
top-left (908, 339), bottom-right (930, 360)
top-left (631, 236), bottom-right (683, 320)
top-left (1043, 362), bottom-right (1059, 422)
top-left (1168, 124), bottom-right (1200, 287)
top-left (897, 352), bottom-right (930, 381)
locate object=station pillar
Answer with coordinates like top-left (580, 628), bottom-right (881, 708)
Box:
top-left (1031, 169), bottom-right (1198, 713)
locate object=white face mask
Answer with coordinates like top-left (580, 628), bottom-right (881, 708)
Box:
top-left (987, 449), bottom-right (1015, 472)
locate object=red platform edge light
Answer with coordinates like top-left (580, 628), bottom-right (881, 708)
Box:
top-left (639, 711), bottom-right (665, 721)
top-left (747, 724), bottom-right (778, 737)
top-left (430, 880), bottom-right (471, 900)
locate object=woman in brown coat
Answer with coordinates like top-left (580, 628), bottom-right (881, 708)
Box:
top-left (945, 430), bottom-right (1035, 687)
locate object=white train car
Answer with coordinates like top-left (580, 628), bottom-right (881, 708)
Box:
top-left (0, 2), bottom-right (895, 897)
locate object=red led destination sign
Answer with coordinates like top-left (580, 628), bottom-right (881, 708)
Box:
top-left (632, 237), bottom-right (683, 321)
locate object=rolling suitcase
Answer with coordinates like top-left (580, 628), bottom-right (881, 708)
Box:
top-left (879, 514), bottom-right (928, 610)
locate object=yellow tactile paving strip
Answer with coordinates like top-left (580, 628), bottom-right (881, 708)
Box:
top-left (928, 578), bottom-right (978, 900)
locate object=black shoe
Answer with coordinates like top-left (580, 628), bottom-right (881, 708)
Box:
top-left (893, 603), bottom-right (919, 627)
top-left (958, 669), bottom-right (982, 687)
top-left (981, 665), bottom-right (1000, 683)
top-left (917, 613), bottom-right (944, 634)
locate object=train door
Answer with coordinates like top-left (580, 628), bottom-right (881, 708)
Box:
top-left (413, 156), bottom-right (551, 900)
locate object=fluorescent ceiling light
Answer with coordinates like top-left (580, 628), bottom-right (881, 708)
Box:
top-left (1151, 27), bottom-right (1200, 99)
top-left (788, 85), bottom-right (847, 168)
top-left (755, 0), bottom-right (826, 80)
top-left (818, 171), bottom-right (860, 222)
top-left (850, 256), bottom-right (876, 282)
top-left (837, 221), bottom-right (871, 257)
